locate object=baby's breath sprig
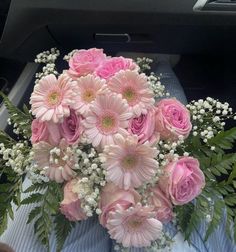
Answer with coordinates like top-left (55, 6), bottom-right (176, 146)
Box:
top-left (148, 72), bottom-right (170, 99)
top-left (136, 57), bottom-right (153, 72)
top-left (35, 48), bottom-right (60, 83)
top-left (186, 97), bottom-right (236, 144)
top-left (71, 145), bottom-right (106, 217)
top-left (0, 141), bottom-right (32, 175)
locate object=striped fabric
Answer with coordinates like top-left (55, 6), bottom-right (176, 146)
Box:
top-left (1, 61), bottom-right (235, 252)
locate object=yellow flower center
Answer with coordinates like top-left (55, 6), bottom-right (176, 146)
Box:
top-left (82, 89), bottom-right (95, 103)
top-left (127, 218), bottom-right (143, 229)
top-left (48, 91), bottom-right (61, 106)
top-left (123, 87), bottom-right (137, 104)
top-left (122, 154), bottom-right (137, 170)
top-left (102, 116), bottom-right (115, 129)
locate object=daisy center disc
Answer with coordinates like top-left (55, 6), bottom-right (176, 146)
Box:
top-left (122, 154), bottom-right (137, 170)
top-left (47, 91), bottom-right (61, 106)
top-left (82, 89), bottom-right (95, 103)
top-left (127, 218), bottom-right (143, 230)
top-left (98, 111), bottom-right (118, 134)
top-left (122, 87), bottom-right (138, 105)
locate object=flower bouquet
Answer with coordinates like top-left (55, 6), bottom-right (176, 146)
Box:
top-left (0, 48), bottom-right (236, 251)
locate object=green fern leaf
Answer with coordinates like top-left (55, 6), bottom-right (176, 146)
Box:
top-left (0, 91), bottom-right (32, 137)
top-left (27, 206), bottom-right (41, 224)
top-left (209, 127), bottom-right (236, 150)
top-left (54, 213), bottom-right (75, 252)
top-left (21, 193), bottom-right (43, 205)
top-left (205, 199), bottom-right (225, 241)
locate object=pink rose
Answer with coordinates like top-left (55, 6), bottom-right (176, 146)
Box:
top-left (159, 157), bottom-right (205, 205)
top-left (60, 178), bottom-right (87, 221)
top-left (31, 119), bottom-right (61, 145)
top-left (68, 48), bottom-right (106, 78)
top-left (95, 56), bottom-right (139, 79)
top-left (128, 108), bottom-right (160, 145)
top-left (155, 98), bottom-right (192, 141)
top-left (99, 183), bottom-right (141, 227)
top-left (149, 186), bottom-right (173, 223)
top-left (60, 109), bottom-right (83, 145)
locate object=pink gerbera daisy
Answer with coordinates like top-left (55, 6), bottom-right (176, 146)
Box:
top-left (108, 70), bottom-right (155, 116)
top-left (73, 74), bottom-right (106, 116)
top-left (33, 139), bottom-right (76, 183)
top-left (83, 93), bottom-right (132, 149)
top-left (107, 203), bottom-right (163, 248)
top-left (30, 74), bottom-right (77, 123)
top-left (101, 134), bottom-right (158, 189)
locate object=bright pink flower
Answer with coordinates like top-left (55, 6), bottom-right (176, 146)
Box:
top-left (99, 183), bottom-right (141, 227)
top-left (107, 203), bottom-right (163, 248)
top-left (149, 186), bottom-right (173, 223)
top-left (31, 119), bottom-right (61, 145)
top-left (159, 157), bottom-right (205, 205)
top-left (101, 134), bottom-right (158, 190)
top-left (83, 92), bottom-right (132, 149)
top-left (73, 74), bottom-right (106, 116)
top-left (128, 108), bottom-right (160, 145)
top-left (68, 48), bottom-right (106, 78)
top-left (155, 98), bottom-right (192, 141)
top-left (60, 178), bottom-right (87, 221)
top-left (30, 74), bottom-right (77, 123)
top-left (95, 56), bottom-right (138, 80)
top-left (33, 139), bottom-right (76, 183)
top-left (108, 70), bottom-right (155, 117)
top-left (60, 109), bottom-right (83, 145)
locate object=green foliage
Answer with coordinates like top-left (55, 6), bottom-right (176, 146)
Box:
top-left (54, 213), bottom-right (75, 252)
top-left (0, 130), bottom-right (15, 148)
top-left (0, 176), bottom-right (22, 235)
top-left (208, 127), bottom-right (236, 150)
top-left (0, 91), bottom-right (32, 138)
top-left (23, 181), bottom-right (73, 251)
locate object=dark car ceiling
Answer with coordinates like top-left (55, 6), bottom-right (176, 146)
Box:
top-left (1, 0), bottom-right (236, 61)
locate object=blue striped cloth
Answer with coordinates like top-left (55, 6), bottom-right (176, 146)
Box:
top-left (1, 61), bottom-right (235, 252)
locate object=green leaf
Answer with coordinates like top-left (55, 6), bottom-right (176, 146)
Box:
top-left (205, 199), bottom-right (225, 241)
top-left (27, 206), bottom-right (41, 224)
top-left (0, 91), bottom-right (32, 137)
top-left (209, 127), bottom-right (236, 150)
top-left (54, 213), bottom-right (75, 252)
top-left (24, 182), bottom-right (48, 193)
top-left (228, 163), bottom-right (236, 184)
top-left (0, 211), bottom-right (8, 236)
top-left (21, 193), bottom-right (43, 205)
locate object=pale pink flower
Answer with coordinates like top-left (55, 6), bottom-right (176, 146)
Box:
top-left (128, 108), bottom-right (160, 145)
top-left (31, 119), bottom-right (61, 145)
top-left (60, 178), bottom-right (87, 221)
top-left (73, 74), bottom-right (106, 116)
top-left (68, 48), bottom-right (106, 78)
top-left (30, 74), bottom-right (77, 123)
top-left (159, 157), bottom-right (205, 205)
top-left (60, 109), bottom-right (83, 145)
top-left (148, 186), bottom-right (173, 223)
top-left (155, 98), bottom-right (192, 141)
top-left (107, 203), bottom-right (163, 248)
top-left (101, 134), bottom-right (158, 190)
top-left (33, 139), bottom-right (76, 183)
top-left (83, 93), bottom-right (132, 149)
top-left (99, 183), bottom-right (141, 227)
top-left (108, 70), bottom-right (155, 116)
top-left (95, 56), bottom-right (139, 80)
